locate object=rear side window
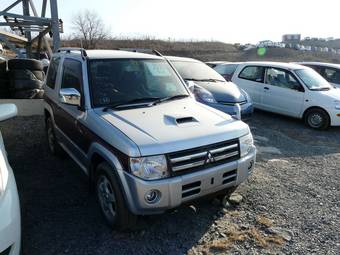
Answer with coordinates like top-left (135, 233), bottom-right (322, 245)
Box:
top-left (239, 66), bottom-right (265, 82)
top-left (46, 56), bottom-right (60, 89)
top-left (61, 59), bottom-right (83, 92)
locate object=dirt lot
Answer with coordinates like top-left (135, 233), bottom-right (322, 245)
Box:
top-left (0, 111), bottom-right (339, 255)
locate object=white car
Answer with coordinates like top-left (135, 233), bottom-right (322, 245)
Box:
top-left (231, 62), bottom-right (340, 129)
top-left (0, 104), bottom-right (21, 255)
top-left (297, 62), bottom-right (340, 89)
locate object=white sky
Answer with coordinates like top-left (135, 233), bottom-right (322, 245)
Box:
top-left (1, 0), bottom-right (340, 44)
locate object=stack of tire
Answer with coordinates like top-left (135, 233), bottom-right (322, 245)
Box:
top-left (0, 61), bottom-right (9, 99)
top-left (8, 59), bottom-right (44, 99)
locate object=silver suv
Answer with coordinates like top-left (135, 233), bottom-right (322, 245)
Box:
top-left (43, 48), bottom-right (256, 229)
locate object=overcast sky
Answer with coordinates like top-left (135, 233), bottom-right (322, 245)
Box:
top-left (2, 0), bottom-right (340, 43)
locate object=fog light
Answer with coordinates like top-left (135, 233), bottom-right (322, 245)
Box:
top-left (144, 190), bottom-right (161, 204)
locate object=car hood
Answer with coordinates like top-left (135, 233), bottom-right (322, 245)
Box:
top-left (96, 98), bottom-right (250, 156)
top-left (309, 88), bottom-right (340, 103)
top-left (194, 81), bottom-right (246, 103)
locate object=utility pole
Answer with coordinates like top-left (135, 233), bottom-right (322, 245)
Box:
top-left (0, 0), bottom-right (63, 58)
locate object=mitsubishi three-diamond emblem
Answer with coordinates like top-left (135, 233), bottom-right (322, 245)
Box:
top-left (205, 152), bottom-right (215, 164)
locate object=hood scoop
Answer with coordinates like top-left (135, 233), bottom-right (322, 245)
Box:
top-left (164, 114), bottom-right (199, 126)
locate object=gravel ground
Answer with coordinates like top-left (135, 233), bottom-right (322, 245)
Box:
top-left (0, 111), bottom-right (339, 255)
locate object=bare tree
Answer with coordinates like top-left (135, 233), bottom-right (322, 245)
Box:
top-left (72, 10), bottom-right (109, 49)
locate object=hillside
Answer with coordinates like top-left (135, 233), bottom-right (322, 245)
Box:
top-left (62, 39), bottom-right (340, 64)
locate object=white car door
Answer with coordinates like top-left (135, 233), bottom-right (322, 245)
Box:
top-left (262, 67), bottom-right (305, 117)
top-left (232, 65), bottom-right (265, 107)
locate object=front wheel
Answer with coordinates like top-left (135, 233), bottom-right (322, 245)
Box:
top-left (46, 117), bottom-right (64, 156)
top-left (95, 162), bottom-right (137, 230)
top-left (304, 108), bottom-right (330, 130)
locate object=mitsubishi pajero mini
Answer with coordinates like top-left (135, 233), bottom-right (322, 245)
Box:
top-left (43, 48), bottom-right (256, 229)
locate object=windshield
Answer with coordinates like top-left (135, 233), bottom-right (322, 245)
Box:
top-left (89, 59), bottom-right (188, 107)
top-left (294, 68), bottom-right (332, 90)
top-left (172, 60), bottom-right (225, 81)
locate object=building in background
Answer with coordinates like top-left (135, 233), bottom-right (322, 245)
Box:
top-left (282, 34), bottom-right (301, 42)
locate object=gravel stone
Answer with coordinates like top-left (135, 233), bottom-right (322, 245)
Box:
top-left (0, 111), bottom-right (339, 255)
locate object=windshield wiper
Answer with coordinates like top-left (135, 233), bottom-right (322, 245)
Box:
top-left (185, 78), bottom-right (225, 82)
top-left (151, 94), bottom-right (189, 106)
top-left (310, 87), bottom-right (331, 91)
top-left (103, 97), bottom-right (161, 111)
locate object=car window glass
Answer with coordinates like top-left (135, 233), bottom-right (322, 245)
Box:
top-left (239, 66), bottom-right (264, 82)
top-left (266, 68), bottom-right (302, 91)
top-left (46, 56), bottom-right (60, 89)
top-left (324, 68), bottom-right (340, 84)
top-left (89, 59), bottom-right (188, 107)
top-left (172, 61), bottom-right (224, 81)
top-left (214, 64), bottom-right (238, 75)
top-left (61, 59), bottom-right (83, 92)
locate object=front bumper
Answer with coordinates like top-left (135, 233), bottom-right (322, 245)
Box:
top-left (120, 146), bottom-right (256, 215)
top-left (204, 101), bottom-right (254, 120)
top-left (328, 108), bottom-right (340, 126)
top-left (0, 166), bottom-right (21, 255)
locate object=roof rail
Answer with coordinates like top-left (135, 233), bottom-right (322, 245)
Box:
top-left (117, 48), bottom-right (164, 57)
top-left (57, 47), bottom-right (87, 58)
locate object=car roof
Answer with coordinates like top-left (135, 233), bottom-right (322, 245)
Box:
top-left (165, 56), bottom-right (201, 63)
top-left (57, 49), bottom-right (164, 60)
top-left (296, 62), bottom-right (340, 69)
top-left (239, 61), bottom-right (306, 70)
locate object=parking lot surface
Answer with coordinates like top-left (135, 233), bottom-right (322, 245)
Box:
top-left (0, 111), bottom-right (339, 255)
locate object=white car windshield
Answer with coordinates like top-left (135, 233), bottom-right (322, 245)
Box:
top-left (295, 68), bottom-right (332, 90)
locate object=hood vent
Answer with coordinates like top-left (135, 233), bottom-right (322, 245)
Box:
top-left (176, 117), bottom-right (197, 124)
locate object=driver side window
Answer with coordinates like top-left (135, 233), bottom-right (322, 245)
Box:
top-left (265, 67), bottom-right (303, 92)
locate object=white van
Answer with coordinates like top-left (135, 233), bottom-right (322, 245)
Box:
top-left (232, 62), bottom-right (340, 129)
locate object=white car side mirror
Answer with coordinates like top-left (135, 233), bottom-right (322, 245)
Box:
top-left (0, 104), bottom-right (17, 122)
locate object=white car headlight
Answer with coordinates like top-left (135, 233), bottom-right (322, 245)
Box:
top-left (240, 133), bottom-right (254, 157)
top-left (130, 155), bottom-right (169, 180)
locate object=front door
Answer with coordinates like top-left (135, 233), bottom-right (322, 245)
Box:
top-left (54, 58), bottom-right (88, 165)
top-left (262, 67), bottom-right (305, 117)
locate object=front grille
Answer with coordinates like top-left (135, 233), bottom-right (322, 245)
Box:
top-left (217, 100), bottom-right (247, 106)
top-left (168, 139), bottom-right (240, 174)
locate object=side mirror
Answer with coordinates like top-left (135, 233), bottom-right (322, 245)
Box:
top-left (185, 80), bottom-right (195, 92)
top-left (59, 88), bottom-right (81, 106)
top-left (0, 104), bottom-right (17, 122)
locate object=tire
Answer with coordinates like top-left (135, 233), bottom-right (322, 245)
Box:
top-left (0, 62), bottom-right (7, 78)
top-left (10, 79), bottom-right (43, 91)
top-left (9, 69), bottom-right (44, 81)
top-left (304, 108), bottom-right (330, 130)
top-left (8, 59), bottom-right (43, 71)
top-left (46, 117), bottom-right (64, 156)
top-left (95, 162), bottom-right (137, 230)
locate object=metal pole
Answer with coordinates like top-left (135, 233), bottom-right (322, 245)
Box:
top-left (50, 0), bottom-right (60, 51)
top-left (22, 0), bottom-right (31, 57)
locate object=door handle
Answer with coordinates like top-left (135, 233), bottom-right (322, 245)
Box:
top-left (264, 87), bottom-right (269, 90)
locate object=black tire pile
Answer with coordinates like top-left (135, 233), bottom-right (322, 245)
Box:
top-left (6, 59), bottom-right (45, 99)
top-left (0, 61), bottom-right (9, 99)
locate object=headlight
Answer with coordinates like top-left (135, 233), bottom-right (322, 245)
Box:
top-left (130, 155), bottom-right (169, 180)
top-left (240, 133), bottom-right (254, 157)
top-left (195, 87), bottom-right (217, 103)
